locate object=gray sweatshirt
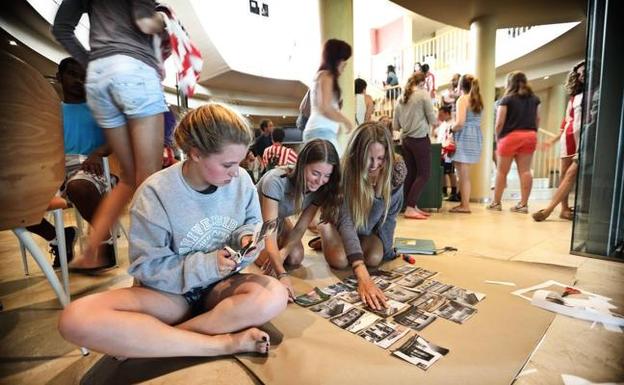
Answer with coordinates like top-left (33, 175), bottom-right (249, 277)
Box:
top-left (338, 156), bottom-right (407, 262)
top-left (128, 162), bottom-right (261, 295)
top-left (393, 87), bottom-right (436, 139)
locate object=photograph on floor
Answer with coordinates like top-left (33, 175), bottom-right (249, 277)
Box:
top-left (393, 306), bottom-right (438, 331)
top-left (392, 334), bottom-right (450, 370)
top-left (359, 320), bottom-right (410, 349)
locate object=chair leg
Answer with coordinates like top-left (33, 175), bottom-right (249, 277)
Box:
top-left (13, 227), bottom-right (90, 356)
top-left (12, 228), bottom-right (69, 306)
top-left (19, 240), bottom-right (29, 276)
top-left (73, 207), bottom-right (85, 253)
top-left (52, 209), bottom-right (70, 300)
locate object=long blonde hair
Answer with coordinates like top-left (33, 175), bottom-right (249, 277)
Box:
top-left (342, 122), bottom-right (394, 231)
top-left (401, 72), bottom-right (426, 104)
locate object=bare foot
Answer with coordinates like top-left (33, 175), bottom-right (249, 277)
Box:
top-left (404, 207), bottom-right (428, 219)
top-left (415, 208), bottom-right (431, 216)
top-left (230, 328), bottom-right (270, 354)
top-left (69, 244), bottom-right (115, 271)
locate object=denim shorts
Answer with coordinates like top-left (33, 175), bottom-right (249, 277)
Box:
top-left (85, 55), bottom-right (168, 129)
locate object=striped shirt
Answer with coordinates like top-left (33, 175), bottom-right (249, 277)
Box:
top-left (262, 143), bottom-right (298, 168)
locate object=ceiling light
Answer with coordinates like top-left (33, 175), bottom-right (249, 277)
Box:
top-left (543, 76), bottom-right (550, 80)
top-left (8, 40), bottom-right (17, 46)
top-left (282, 115), bottom-right (286, 119)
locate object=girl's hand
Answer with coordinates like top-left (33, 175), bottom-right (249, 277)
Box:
top-left (279, 274), bottom-right (295, 302)
top-left (217, 249), bottom-right (237, 277)
top-left (357, 277), bottom-right (387, 310)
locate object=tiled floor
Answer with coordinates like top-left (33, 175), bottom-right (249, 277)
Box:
top-left (0, 200), bottom-right (622, 384)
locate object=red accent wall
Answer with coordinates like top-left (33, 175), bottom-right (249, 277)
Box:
top-left (371, 18), bottom-right (403, 55)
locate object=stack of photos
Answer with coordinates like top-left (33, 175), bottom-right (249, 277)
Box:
top-left (358, 320), bottom-right (410, 349)
top-left (309, 297), bottom-right (353, 319)
top-left (393, 306), bottom-right (437, 331)
top-left (443, 286), bottom-right (486, 306)
top-left (295, 262), bottom-right (487, 370)
top-left (411, 291), bottom-right (448, 313)
top-left (365, 299), bottom-right (409, 318)
top-left (330, 307), bottom-right (380, 333)
top-left (433, 300), bottom-right (477, 324)
top-left (392, 335), bottom-right (450, 370)
top-left (384, 285), bottom-right (420, 303)
top-left (294, 287), bottom-right (330, 307)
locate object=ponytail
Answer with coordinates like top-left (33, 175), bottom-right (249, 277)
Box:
top-left (401, 72), bottom-right (425, 104)
top-left (461, 75), bottom-right (483, 114)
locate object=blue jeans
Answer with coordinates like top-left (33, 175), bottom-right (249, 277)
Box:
top-left (86, 55), bottom-right (167, 128)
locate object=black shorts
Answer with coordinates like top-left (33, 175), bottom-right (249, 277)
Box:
top-left (441, 160), bottom-right (454, 175)
top-left (182, 273), bottom-right (239, 315)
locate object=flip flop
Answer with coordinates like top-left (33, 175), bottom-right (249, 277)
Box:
top-left (404, 212), bottom-right (428, 219)
top-left (449, 206), bottom-right (471, 214)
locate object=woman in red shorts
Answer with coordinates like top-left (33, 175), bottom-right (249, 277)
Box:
top-left (487, 72), bottom-right (540, 213)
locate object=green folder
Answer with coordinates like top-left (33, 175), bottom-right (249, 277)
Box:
top-left (394, 238), bottom-right (437, 255)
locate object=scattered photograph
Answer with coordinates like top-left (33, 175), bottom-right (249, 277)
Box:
top-left (341, 276), bottom-right (359, 290)
top-left (384, 285), bottom-right (420, 303)
top-left (294, 287), bottom-right (330, 307)
top-left (358, 320), bottom-right (410, 349)
top-left (372, 276), bottom-right (392, 291)
top-left (395, 274), bottom-right (426, 289)
top-left (391, 265), bottom-right (417, 276)
top-left (338, 290), bottom-right (363, 304)
top-left (309, 297), bottom-right (353, 319)
top-left (443, 286), bottom-right (486, 306)
top-left (321, 281), bottom-right (352, 296)
top-left (365, 299), bottom-right (409, 318)
top-left (411, 267), bottom-right (438, 280)
top-left (410, 291), bottom-right (448, 312)
top-left (393, 306), bottom-right (437, 331)
top-left (393, 334), bottom-right (450, 370)
top-left (330, 308), bottom-right (380, 333)
top-left (413, 279), bottom-right (452, 294)
top-left (370, 269), bottom-right (403, 281)
top-left (434, 300), bottom-right (477, 324)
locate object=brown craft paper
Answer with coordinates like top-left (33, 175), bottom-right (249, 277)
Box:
top-left (236, 254), bottom-right (576, 385)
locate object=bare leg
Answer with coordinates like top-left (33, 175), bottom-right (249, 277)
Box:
top-left (559, 156), bottom-right (573, 212)
top-left (493, 155), bottom-right (514, 204)
top-left (318, 222), bottom-right (348, 269)
top-left (515, 153), bottom-right (534, 206)
top-left (66, 179), bottom-right (103, 223)
top-left (534, 162), bottom-right (579, 220)
top-left (58, 274), bottom-right (283, 357)
top-left (178, 274), bottom-right (288, 334)
top-left (360, 235), bottom-right (383, 268)
top-left (255, 218), bottom-right (304, 269)
top-left (454, 162), bottom-right (472, 210)
top-left (73, 114), bottom-right (163, 269)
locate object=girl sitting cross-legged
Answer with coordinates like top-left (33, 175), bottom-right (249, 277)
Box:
top-left (58, 104), bottom-right (288, 358)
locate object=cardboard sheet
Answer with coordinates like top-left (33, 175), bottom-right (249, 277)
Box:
top-left (236, 254), bottom-right (577, 385)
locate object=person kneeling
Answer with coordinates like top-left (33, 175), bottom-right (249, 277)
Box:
top-left (58, 104), bottom-right (288, 358)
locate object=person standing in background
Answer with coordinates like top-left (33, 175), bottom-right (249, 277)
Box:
top-left (393, 72), bottom-right (436, 220)
top-left (53, 0), bottom-right (168, 271)
top-left (487, 72), bottom-right (540, 213)
top-left (448, 74), bottom-right (483, 214)
top-left (355, 78), bottom-right (374, 125)
top-left (303, 39), bottom-right (354, 154)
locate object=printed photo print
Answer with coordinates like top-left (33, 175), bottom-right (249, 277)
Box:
top-left (358, 320), bottom-right (410, 349)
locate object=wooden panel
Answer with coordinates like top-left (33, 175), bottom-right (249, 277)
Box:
top-left (0, 52), bottom-right (64, 230)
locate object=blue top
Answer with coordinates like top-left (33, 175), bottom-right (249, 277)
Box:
top-left (62, 102), bottom-right (105, 155)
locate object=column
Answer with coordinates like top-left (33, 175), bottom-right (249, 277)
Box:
top-left (319, 0), bottom-right (354, 150)
top-left (469, 15), bottom-right (496, 202)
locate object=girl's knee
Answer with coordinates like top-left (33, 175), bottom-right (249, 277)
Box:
top-left (364, 253), bottom-right (383, 268)
top-left (58, 300), bottom-right (96, 344)
top-left (285, 248), bottom-right (304, 268)
top-left (326, 256), bottom-right (349, 270)
top-left (255, 278), bottom-right (288, 319)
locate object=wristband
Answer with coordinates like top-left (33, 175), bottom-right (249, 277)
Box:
top-left (277, 272), bottom-right (289, 279)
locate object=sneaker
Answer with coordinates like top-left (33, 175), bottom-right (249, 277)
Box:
top-left (99, 241), bottom-right (117, 269)
top-left (50, 227), bottom-right (78, 269)
top-left (486, 202), bottom-right (502, 211)
top-left (446, 193), bottom-right (461, 202)
top-left (510, 203), bottom-right (528, 214)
